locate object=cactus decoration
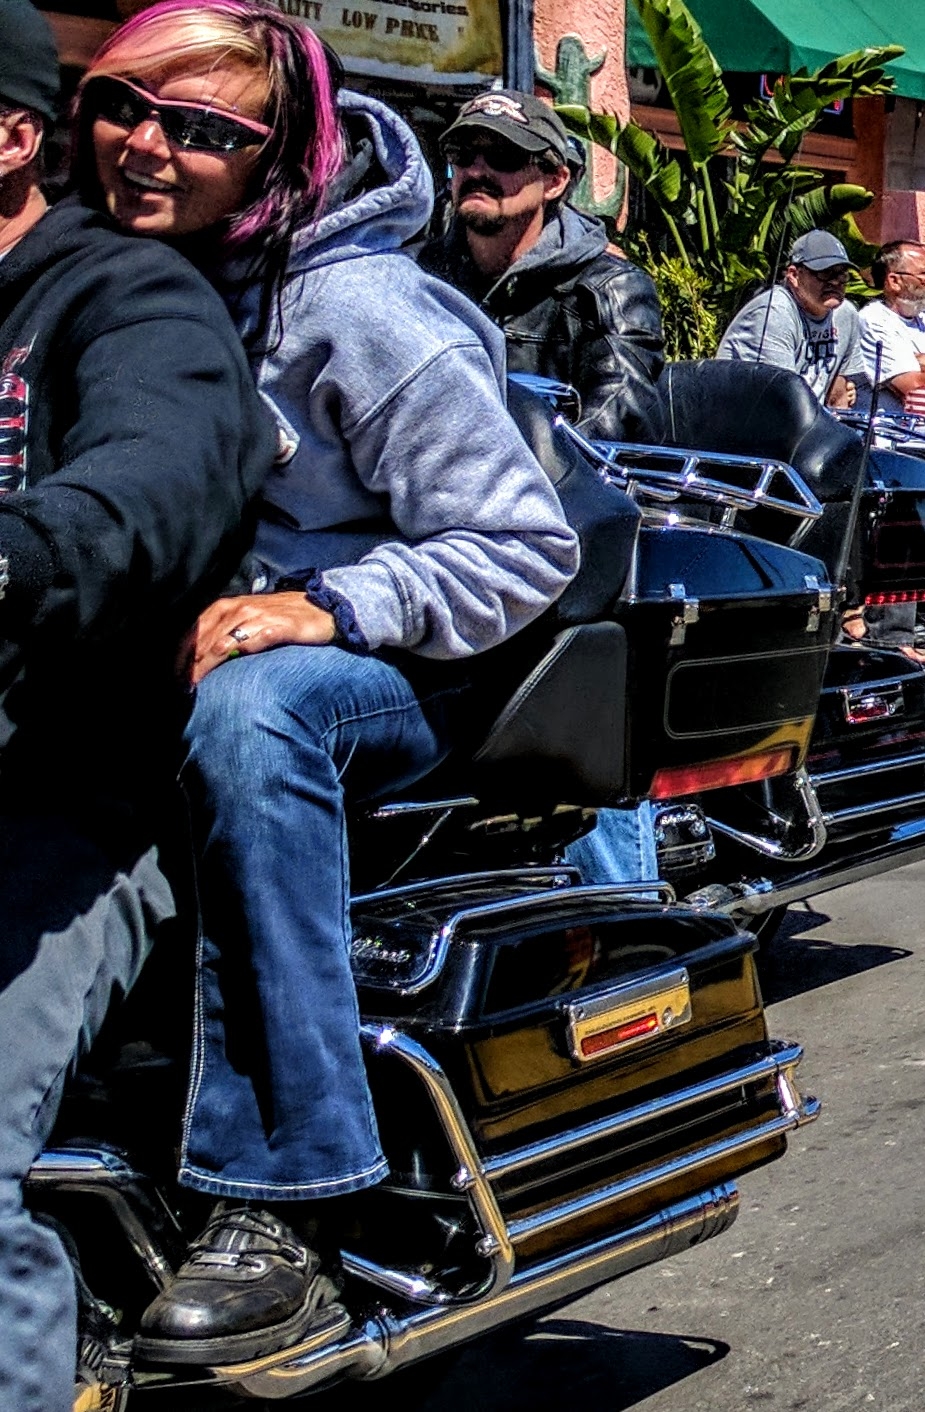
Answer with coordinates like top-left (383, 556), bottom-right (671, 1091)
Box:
top-left (535, 34), bottom-right (626, 221)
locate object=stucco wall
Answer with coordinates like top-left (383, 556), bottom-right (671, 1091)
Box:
top-left (533, 0), bottom-right (629, 206)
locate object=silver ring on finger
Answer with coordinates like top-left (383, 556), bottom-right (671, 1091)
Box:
top-left (229, 625), bottom-right (250, 644)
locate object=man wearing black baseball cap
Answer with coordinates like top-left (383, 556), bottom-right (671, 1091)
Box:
top-left (0, 0), bottom-right (59, 124)
top-left (717, 227), bottom-right (867, 408)
top-left (0, 5), bottom-right (276, 1409)
top-left (419, 88), bottom-right (665, 443)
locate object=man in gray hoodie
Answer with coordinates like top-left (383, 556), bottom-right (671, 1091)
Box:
top-left (419, 89), bottom-right (665, 443)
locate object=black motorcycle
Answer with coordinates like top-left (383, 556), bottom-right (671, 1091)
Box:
top-left (30, 380), bottom-right (823, 1410)
top-left (586, 359), bottom-right (925, 940)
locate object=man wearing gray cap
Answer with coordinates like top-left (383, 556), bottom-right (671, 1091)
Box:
top-left (419, 89), bottom-right (665, 442)
top-left (0, 4), bottom-right (275, 1409)
top-left (716, 229), bottom-right (866, 408)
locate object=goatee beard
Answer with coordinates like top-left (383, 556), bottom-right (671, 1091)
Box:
top-left (459, 210), bottom-right (507, 236)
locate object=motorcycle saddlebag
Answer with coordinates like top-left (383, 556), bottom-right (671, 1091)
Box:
top-left (616, 523), bottom-right (837, 800)
top-left (352, 875), bottom-right (798, 1265)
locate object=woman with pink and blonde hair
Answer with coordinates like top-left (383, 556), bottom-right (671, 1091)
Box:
top-left (73, 0), bottom-right (577, 1369)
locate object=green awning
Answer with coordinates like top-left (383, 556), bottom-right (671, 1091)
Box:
top-left (626, 0), bottom-right (925, 101)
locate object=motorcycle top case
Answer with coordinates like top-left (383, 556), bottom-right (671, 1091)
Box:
top-left (614, 521), bottom-right (837, 799)
top-left (859, 447), bottom-right (925, 599)
top-left (351, 874), bottom-right (788, 1261)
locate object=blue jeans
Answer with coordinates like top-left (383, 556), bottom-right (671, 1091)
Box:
top-left (178, 645), bottom-right (472, 1202)
top-left (0, 819), bottom-right (171, 1412)
top-left (564, 802), bottom-right (659, 884)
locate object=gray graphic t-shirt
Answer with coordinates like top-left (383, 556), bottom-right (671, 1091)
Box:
top-left (716, 285), bottom-right (864, 403)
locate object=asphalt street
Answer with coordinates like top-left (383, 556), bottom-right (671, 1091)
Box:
top-left (179, 862), bottom-right (925, 1412)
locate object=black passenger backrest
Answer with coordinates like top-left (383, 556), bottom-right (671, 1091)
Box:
top-left (663, 360), bottom-right (862, 502)
top-left (506, 377), bottom-right (640, 624)
top-left (662, 359), bottom-right (865, 586)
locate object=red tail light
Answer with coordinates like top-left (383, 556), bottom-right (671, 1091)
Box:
top-left (865, 589), bottom-right (925, 606)
top-left (580, 1013), bottom-right (660, 1058)
top-left (649, 745), bottom-right (797, 799)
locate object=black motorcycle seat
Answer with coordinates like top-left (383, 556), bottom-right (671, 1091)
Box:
top-left (662, 359), bottom-right (862, 503)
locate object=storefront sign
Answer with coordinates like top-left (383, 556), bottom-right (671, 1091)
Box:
top-left (274, 0), bottom-right (502, 84)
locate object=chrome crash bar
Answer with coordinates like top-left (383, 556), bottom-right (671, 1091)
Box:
top-left (31, 1026), bottom-right (817, 1402)
top-left (355, 1025), bottom-right (815, 1295)
top-left (704, 766), bottom-right (828, 862)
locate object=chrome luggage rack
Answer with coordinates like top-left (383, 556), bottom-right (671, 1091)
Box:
top-left (564, 421), bottom-right (823, 544)
top-left (832, 407), bottom-right (925, 455)
top-left (506, 371), bottom-right (823, 544)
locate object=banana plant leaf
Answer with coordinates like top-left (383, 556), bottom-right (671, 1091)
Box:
top-left (735, 46), bottom-right (901, 169)
top-left (831, 214), bottom-right (880, 272)
top-left (721, 166), bottom-right (828, 251)
top-left (632, 0), bottom-right (733, 166)
top-left (557, 104), bottom-right (687, 213)
top-left (766, 183), bottom-right (875, 254)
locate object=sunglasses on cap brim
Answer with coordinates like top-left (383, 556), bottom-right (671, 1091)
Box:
top-left (86, 74), bottom-right (271, 153)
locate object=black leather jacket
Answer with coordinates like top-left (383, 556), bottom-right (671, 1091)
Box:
top-left (419, 206), bottom-right (665, 443)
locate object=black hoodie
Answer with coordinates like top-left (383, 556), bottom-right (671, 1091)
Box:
top-left (0, 198), bottom-right (275, 833)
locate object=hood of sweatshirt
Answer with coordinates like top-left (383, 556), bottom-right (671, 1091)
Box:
top-left (287, 89), bottom-right (434, 274)
top-left (504, 202), bottom-right (608, 281)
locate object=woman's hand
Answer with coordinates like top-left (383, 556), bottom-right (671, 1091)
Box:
top-left (179, 592), bottom-right (336, 685)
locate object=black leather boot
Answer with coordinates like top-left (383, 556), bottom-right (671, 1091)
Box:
top-left (135, 1202), bottom-right (346, 1365)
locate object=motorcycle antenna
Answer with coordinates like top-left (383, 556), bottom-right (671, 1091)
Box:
top-left (754, 210), bottom-right (794, 365)
top-left (755, 126), bottom-right (807, 365)
top-left (833, 339), bottom-right (883, 597)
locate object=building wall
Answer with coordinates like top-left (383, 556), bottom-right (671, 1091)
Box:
top-left (533, 0), bottom-right (629, 208)
top-left (880, 97), bottom-right (925, 243)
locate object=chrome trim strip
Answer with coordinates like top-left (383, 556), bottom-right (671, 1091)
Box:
top-left (709, 814), bottom-right (925, 917)
top-left (437, 882), bottom-right (677, 937)
top-left (27, 1149), bottom-right (176, 1291)
top-left (812, 749), bottom-right (925, 788)
top-left (351, 866), bottom-right (580, 908)
top-left (504, 1096), bottom-right (819, 1245)
top-left (826, 670), bottom-right (920, 696)
top-left (365, 881), bottom-right (676, 998)
top-left (823, 789), bottom-right (925, 827)
top-left (221, 1184), bottom-right (742, 1397)
top-left (482, 1041), bottom-right (804, 1180)
top-left (369, 797), bottom-right (480, 817)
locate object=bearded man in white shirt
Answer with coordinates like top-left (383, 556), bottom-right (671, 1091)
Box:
top-left (859, 239), bottom-right (925, 412)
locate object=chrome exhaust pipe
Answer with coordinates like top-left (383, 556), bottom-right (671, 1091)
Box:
top-left (690, 809), bottom-right (925, 920)
top-left (220, 1183), bottom-right (740, 1400)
